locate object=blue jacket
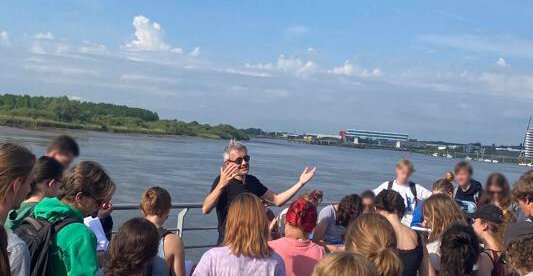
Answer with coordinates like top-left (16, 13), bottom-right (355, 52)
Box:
top-left (410, 199), bottom-right (425, 227)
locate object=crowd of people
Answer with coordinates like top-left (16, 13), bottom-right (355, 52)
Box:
top-left (0, 138), bottom-right (531, 276)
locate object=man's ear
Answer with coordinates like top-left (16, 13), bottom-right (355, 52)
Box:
top-left (48, 179), bottom-right (57, 188)
top-left (74, 192), bottom-right (83, 202)
top-left (10, 177), bottom-right (23, 194)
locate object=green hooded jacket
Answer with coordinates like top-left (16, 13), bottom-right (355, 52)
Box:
top-left (33, 197), bottom-right (97, 276)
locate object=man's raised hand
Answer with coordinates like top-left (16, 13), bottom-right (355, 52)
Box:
top-left (298, 167), bottom-right (317, 186)
top-left (218, 163), bottom-right (239, 187)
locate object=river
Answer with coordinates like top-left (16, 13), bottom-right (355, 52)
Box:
top-left (0, 126), bottom-right (530, 260)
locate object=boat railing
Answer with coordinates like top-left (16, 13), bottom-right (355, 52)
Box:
top-left (113, 201), bottom-right (334, 250)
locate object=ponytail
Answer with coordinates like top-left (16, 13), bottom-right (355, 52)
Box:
top-left (369, 248), bottom-right (403, 276)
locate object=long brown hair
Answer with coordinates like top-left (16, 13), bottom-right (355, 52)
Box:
top-left (423, 194), bottom-right (466, 241)
top-left (105, 217), bottom-right (159, 276)
top-left (224, 193), bottom-right (270, 258)
top-left (312, 251), bottom-right (378, 276)
top-left (481, 173), bottom-right (512, 208)
top-left (345, 213), bottom-right (403, 276)
top-left (0, 142), bottom-right (35, 202)
top-left (0, 226), bottom-right (10, 275)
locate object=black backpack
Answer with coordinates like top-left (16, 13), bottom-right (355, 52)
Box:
top-left (388, 180), bottom-right (419, 207)
top-left (14, 216), bottom-right (80, 276)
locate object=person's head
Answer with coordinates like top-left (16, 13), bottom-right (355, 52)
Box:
top-left (140, 186), bottom-right (171, 222)
top-left (439, 224), bottom-right (481, 276)
top-left (224, 193), bottom-right (270, 258)
top-left (432, 172), bottom-right (454, 196)
top-left (285, 191), bottom-right (321, 234)
top-left (58, 161), bottom-right (116, 216)
top-left (472, 204), bottom-right (504, 246)
top-left (336, 194), bottom-right (363, 227)
top-left (481, 173), bottom-right (512, 208)
top-left (423, 193), bottom-right (466, 241)
top-left (29, 156), bottom-right (64, 198)
top-left (0, 142), bottom-right (36, 213)
top-left (506, 234), bottom-right (533, 276)
top-left (360, 190), bottom-right (376, 213)
top-left (345, 213), bottom-right (403, 276)
top-left (374, 190), bottom-right (406, 219)
top-left (312, 252), bottom-right (378, 276)
top-left (105, 217), bottom-right (159, 276)
top-left (302, 189), bottom-right (323, 207)
top-left (46, 135), bottom-right (79, 168)
top-left (454, 161), bottom-right (473, 187)
top-left (512, 170), bottom-right (533, 217)
top-left (223, 140), bottom-right (249, 177)
top-left (395, 158), bottom-right (414, 184)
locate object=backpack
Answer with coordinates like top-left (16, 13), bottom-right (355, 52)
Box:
top-left (484, 249), bottom-right (511, 276)
top-left (14, 216), bottom-right (80, 276)
top-left (388, 180), bottom-right (419, 207)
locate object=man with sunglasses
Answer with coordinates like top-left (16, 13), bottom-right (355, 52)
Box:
top-left (202, 140), bottom-right (317, 245)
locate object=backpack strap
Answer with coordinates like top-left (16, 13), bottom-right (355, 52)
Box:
top-left (453, 186), bottom-right (458, 198)
top-left (159, 227), bottom-right (172, 239)
top-left (409, 182), bottom-right (419, 206)
top-left (387, 181), bottom-right (394, 190)
top-left (53, 217), bottom-right (81, 233)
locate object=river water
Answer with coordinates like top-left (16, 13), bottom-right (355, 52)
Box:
top-left (0, 126), bottom-right (530, 260)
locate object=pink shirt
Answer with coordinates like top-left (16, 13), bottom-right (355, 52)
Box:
top-left (269, 237), bottom-right (325, 276)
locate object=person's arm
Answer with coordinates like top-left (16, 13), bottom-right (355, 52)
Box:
top-left (67, 234), bottom-right (98, 276)
top-left (202, 164), bottom-right (239, 214)
top-left (164, 234), bottom-right (186, 276)
top-left (477, 252), bottom-right (494, 276)
top-left (419, 235), bottom-right (436, 276)
top-left (261, 167), bottom-right (317, 206)
top-left (7, 240), bottom-right (30, 276)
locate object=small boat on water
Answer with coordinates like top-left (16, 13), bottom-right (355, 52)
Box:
top-left (518, 163), bottom-right (527, 166)
top-left (446, 154), bottom-right (452, 159)
top-left (492, 160), bottom-right (499, 163)
top-left (484, 159), bottom-right (492, 163)
top-left (465, 156), bottom-right (472, 160)
top-left (432, 153), bottom-right (439, 157)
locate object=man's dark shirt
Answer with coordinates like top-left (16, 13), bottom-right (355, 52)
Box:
top-left (454, 179), bottom-right (483, 204)
top-left (210, 174), bottom-right (268, 245)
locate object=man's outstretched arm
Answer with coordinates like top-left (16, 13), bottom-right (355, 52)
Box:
top-left (262, 167), bottom-right (317, 207)
top-left (202, 164), bottom-right (239, 214)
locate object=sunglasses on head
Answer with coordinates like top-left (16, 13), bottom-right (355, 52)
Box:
top-left (227, 155), bottom-right (250, 165)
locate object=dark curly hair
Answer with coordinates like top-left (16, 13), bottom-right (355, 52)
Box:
top-left (336, 194), bottom-right (363, 227)
top-left (506, 234), bottom-right (533, 275)
top-left (374, 190), bottom-right (406, 218)
top-left (440, 224), bottom-right (481, 276)
top-left (104, 217), bottom-right (159, 276)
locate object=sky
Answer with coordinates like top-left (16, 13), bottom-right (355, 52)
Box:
top-left (1, 0), bottom-right (532, 145)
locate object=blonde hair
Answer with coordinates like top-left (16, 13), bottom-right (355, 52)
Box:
top-left (0, 142), bottom-right (35, 201)
top-left (312, 252), bottom-right (378, 276)
top-left (345, 213), bottom-right (403, 276)
top-left (140, 186), bottom-right (171, 217)
top-left (396, 158), bottom-right (415, 173)
top-left (423, 194), bottom-right (466, 241)
top-left (224, 193), bottom-right (270, 258)
top-left (59, 161), bottom-right (116, 202)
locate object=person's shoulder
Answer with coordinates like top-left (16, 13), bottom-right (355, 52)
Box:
top-left (60, 222), bottom-right (97, 243)
top-left (6, 230), bottom-right (26, 249)
top-left (246, 174), bottom-right (262, 183)
top-left (164, 233), bottom-right (184, 248)
top-left (270, 250), bottom-right (285, 264)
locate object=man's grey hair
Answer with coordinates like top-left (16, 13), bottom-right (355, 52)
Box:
top-left (223, 139), bottom-right (247, 161)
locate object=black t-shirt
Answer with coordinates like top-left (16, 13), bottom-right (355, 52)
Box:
top-left (210, 174), bottom-right (268, 244)
top-left (454, 179), bottom-right (483, 203)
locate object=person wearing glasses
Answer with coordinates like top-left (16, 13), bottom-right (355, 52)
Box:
top-left (5, 156), bottom-right (64, 231)
top-left (33, 161), bottom-right (116, 276)
top-left (202, 140), bottom-right (317, 245)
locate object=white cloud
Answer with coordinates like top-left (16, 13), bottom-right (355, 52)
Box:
top-left (79, 42), bottom-right (108, 55)
top-left (67, 95), bottom-right (83, 101)
top-left (125, 15), bottom-right (172, 51)
top-left (496, 57), bottom-right (508, 67)
top-left (189, 47), bottom-right (200, 57)
top-left (307, 47), bottom-right (317, 55)
top-left (285, 25), bottom-right (309, 37)
top-left (277, 55), bottom-right (317, 77)
top-left (0, 31), bottom-right (10, 46)
top-left (245, 62), bottom-right (274, 70)
top-left (34, 32), bottom-right (55, 40)
top-left (330, 60), bottom-right (383, 78)
top-left (30, 42), bottom-right (46, 54)
top-left (24, 64), bottom-right (100, 76)
top-left (170, 47), bottom-right (183, 54)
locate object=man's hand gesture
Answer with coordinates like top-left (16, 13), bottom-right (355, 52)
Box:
top-left (218, 163), bottom-right (239, 188)
top-left (298, 167), bottom-right (317, 186)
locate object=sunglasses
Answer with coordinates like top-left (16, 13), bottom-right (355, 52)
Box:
top-left (488, 190), bottom-right (503, 196)
top-left (228, 155), bottom-right (250, 165)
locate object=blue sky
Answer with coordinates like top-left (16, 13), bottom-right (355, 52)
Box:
top-left (1, 0), bottom-right (532, 144)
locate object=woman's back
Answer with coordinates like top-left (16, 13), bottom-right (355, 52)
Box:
top-left (192, 246), bottom-right (285, 276)
top-left (397, 229), bottom-right (423, 276)
top-left (269, 237), bottom-right (324, 276)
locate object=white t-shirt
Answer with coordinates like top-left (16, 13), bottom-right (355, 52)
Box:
top-left (84, 216), bottom-right (109, 251)
top-left (373, 180), bottom-right (431, 226)
top-left (6, 228), bottom-right (30, 276)
top-left (426, 240), bottom-right (441, 272)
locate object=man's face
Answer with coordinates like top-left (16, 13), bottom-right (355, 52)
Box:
top-left (226, 149), bottom-right (249, 176)
top-left (362, 198), bottom-right (374, 213)
top-left (517, 198), bottom-right (532, 217)
top-left (395, 167), bottom-right (411, 183)
top-left (48, 151), bottom-right (75, 169)
top-left (455, 169), bottom-right (471, 187)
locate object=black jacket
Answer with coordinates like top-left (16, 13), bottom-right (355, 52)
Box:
top-left (454, 179), bottom-right (483, 204)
